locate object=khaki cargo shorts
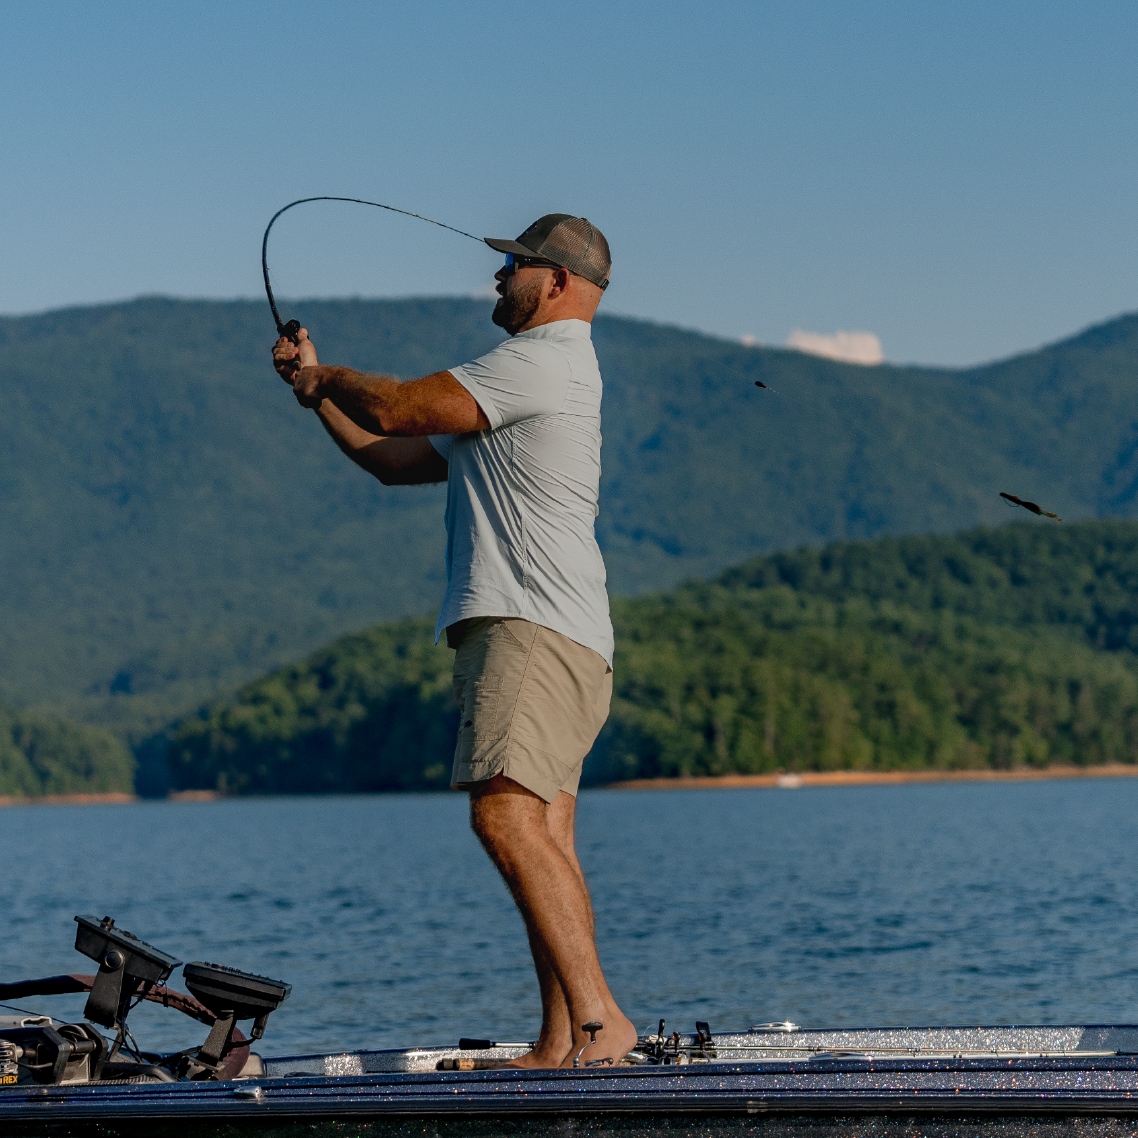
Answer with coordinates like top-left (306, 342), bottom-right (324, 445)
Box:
top-left (449, 617), bottom-right (613, 803)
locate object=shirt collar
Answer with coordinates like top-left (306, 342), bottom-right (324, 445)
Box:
top-left (513, 318), bottom-right (593, 342)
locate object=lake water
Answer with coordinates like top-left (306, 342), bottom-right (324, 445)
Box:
top-left (2, 779), bottom-right (1137, 1059)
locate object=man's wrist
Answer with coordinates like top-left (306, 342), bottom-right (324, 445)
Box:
top-left (297, 364), bottom-right (328, 395)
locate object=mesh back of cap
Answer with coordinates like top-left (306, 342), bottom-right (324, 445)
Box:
top-left (535, 218), bottom-right (611, 289)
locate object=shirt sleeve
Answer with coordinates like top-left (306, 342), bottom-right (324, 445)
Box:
top-left (448, 339), bottom-right (571, 430)
top-left (429, 433), bottom-right (454, 460)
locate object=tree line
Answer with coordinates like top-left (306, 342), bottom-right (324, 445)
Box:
top-left (0, 707), bottom-right (134, 798)
top-left (167, 519), bottom-right (1138, 794)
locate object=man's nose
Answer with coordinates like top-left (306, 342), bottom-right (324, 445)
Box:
top-left (494, 267), bottom-right (508, 283)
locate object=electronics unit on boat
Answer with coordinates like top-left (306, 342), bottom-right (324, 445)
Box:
top-left (0, 915), bottom-right (289, 1085)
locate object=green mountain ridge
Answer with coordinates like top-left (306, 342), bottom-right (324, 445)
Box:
top-left (4, 297), bottom-right (1138, 747)
top-left (169, 520), bottom-right (1138, 795)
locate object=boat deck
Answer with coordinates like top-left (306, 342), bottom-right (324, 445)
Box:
top-left (265, 1024), bottom-right (1138, 1075)
top-left (4, 1024), bottom-right (1138, 1136)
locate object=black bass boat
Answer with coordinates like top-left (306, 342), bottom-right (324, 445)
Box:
top-left (2, 916), bottom-right (1137, 1137)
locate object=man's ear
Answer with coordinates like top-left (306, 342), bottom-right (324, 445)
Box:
top-left (549, 267), bottom-right (570, 297)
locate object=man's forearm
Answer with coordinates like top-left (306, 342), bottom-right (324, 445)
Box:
top-left (313, 401), bottom-right (447, 486)
top-left (314, 396), bottom-right (386, 458)
top-left (305, 366), bottom-right (403, 435)
top-left (296, 365), bottom-right (489, 436)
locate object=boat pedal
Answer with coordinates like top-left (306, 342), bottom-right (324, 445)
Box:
top-left (573, 1021), bottom-right (604, 1068)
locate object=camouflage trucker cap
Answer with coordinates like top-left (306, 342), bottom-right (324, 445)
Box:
top-left (485, 214), bottom-right (611, 290)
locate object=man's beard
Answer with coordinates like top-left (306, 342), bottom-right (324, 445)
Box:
top-left (492, 276), bottom-right (544, 335)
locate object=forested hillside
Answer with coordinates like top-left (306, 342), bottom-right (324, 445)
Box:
top-left (169, 520), bottom-right (1138, 794)
top-left (5, 297), bottom-right (1138, 746)
top-left (0, 706), bottom-right (134, 798)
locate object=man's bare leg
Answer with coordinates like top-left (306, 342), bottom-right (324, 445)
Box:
top-left (517, 928), bottom-right (573, 1066)
top-left (510, 791), bottom-right (595, 1065)
top-left (471, 784), bottom-right (593, 1067)
top-left (470, 775), bottom-right (637, 1068)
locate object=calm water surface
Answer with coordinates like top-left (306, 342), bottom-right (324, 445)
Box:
top-left (1, 780), bottom-right (1137, 1057)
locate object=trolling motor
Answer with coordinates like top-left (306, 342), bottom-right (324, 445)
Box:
top-left (0, 1022), bottom-right (108, 1086)
top-left (0, 916), bottom-right (290, 1085)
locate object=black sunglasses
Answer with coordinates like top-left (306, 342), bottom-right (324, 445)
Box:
top-left (502, 252), bottom-right (562, 276)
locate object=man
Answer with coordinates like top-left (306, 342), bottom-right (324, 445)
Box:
top-left (272, 214), bottom-right (637, 1069)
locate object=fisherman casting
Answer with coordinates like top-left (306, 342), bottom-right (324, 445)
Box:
top-left (271, 214), bottom-right (637, 1069)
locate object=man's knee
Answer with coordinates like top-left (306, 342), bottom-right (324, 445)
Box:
top-left (546, 791), bottom-right (576, 847)
top-left (469, 774), bottom-right (546, 848)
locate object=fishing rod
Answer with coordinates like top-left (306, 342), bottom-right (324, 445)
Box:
top-left (261, 197), bottom-right (481, 344)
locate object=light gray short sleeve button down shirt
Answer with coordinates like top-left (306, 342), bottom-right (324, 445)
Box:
top-left (429, 318), bottom-right (613, 666)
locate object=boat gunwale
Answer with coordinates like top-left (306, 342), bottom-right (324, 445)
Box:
top-left (7, 1054), bottom-right (1138, 1122)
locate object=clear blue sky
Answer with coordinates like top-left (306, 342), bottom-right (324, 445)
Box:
top-left (3, 0), bottom-right (1137, 366)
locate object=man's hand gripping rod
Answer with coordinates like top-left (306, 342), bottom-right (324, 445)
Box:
top-left (261, 197), bottom-right (480, 345)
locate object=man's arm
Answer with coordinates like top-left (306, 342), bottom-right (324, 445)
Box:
top-left (275, 332), bottom-right (489, 436)
top-left (299, 364), bottom-right (491, 437)
top-left (314, 400), bottom-right (448, 486)
top-left (274, 327), bottom-right (490, 437)
top-left (272, 328), bottom-right (458, 484)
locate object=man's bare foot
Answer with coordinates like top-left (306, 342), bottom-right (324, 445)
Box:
top-left (502, 1042), bottom-right (570, 1069)
top-left (560, 1014), bottom-right (639, 1069)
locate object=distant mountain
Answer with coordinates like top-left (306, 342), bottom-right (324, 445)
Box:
top-left (4, 297), bottom-right (1138, 742)
top-left (170, 520), bottom-right (1138, 795)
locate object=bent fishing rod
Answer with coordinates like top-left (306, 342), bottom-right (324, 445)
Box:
top-left (261, 197), bottom-right (480, 344)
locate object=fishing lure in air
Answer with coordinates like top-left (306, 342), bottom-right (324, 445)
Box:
top-left (1000, 492), bottom-right (1062, 521)
top-left (262, 197), bottom-right (480, 344)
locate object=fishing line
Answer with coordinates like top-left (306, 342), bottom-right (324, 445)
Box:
top-left (262, 197), bottom-right (481, 344)
top-left (0, 1001), bottom-right (54, 1018)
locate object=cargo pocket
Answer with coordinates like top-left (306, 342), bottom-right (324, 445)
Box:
top-left (451, 618), bottom-right (536, 784)
top-left (453, 672), bottom-right (502, 765)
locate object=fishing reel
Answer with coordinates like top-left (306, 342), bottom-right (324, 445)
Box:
top-left (277, 319), bottom-right (301, 345)
top-left (637, 1020), bottom-right (718, 1065)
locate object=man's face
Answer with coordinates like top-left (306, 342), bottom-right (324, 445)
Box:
top-left (491, 264), bottom-right (550, 335)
